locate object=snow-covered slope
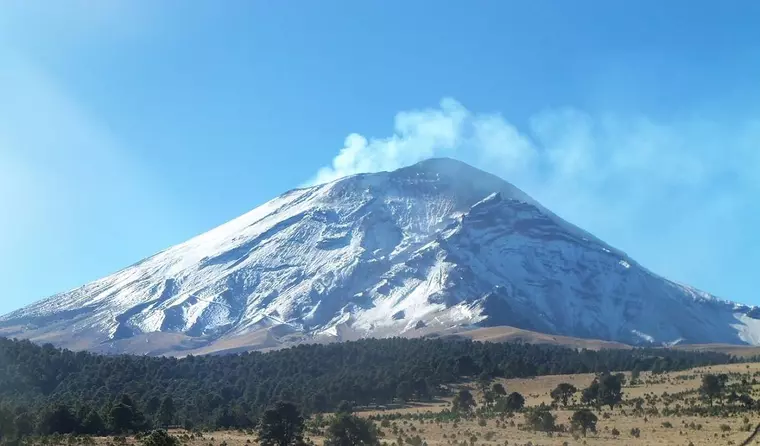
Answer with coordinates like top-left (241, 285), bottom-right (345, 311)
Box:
top-left (2, 158), bottom-right (758, 353)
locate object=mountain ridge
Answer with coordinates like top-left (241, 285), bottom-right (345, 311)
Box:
top-left (2, 158), bottom-right (758, 353)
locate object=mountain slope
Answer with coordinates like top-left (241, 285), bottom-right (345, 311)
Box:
top-left (2, 158), bottom-right (758, 353)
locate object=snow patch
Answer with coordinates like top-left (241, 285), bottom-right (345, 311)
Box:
top-left (631, 330), bottom-right (654, 343)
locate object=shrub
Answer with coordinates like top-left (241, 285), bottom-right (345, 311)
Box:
top-left (141, 430), bottom-right (179, 446)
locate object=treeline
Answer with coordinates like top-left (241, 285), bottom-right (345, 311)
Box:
top-left (0, 336), bottom-right (741, 437)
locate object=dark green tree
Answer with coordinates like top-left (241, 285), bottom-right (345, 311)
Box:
top-left (13, 412), bottom-right (36, 438)
top-left (717, 373), bottom-right (729, 403)
top-left (324, 413), bottom-right (379, 446)
top-left (141, 430), bottom-right (179, 446)
top-left (257, 402), bottom-right (305, 446)
top-left (454, 355), bottom-right (479, 376)
top-left (336, 401), bottom-right (354, 414)
top-left (309, 393), bottom-right (329, 413)
top-left (550, 383), bottom-right (577, 407)
top-left (412, 379), bottom-right (432, 401)
top-left (395, 381), bottom-right (413, 402)
top-left (0, 407), bottom-right (15, 441)
top-left (739, 394), bottom-right (754, 409)
top-left (581, 380), bottom-right (600, 407)
top-left (477, 372), bottom-right (492, 393)
top-left (700, 374), bottom-right (724, 406)
top-left (213, 406), bottom-right (236, 429)
top-left (491, 383), bottom-right (507, 397)
top-left (452, 389), bottom-right (476, 413)
top-left (146, 396), bottom-right (162, 416)
top-left (598, 373), bottom-right (624, 409)
top-left (483, 390), bottom-right (496, 408)
top-left (38, 404), bottom-right (79, 435)
top-left (82, 410), bottom-right (106, 435)
top-left (158, 397), bottom-right (175, 427)
top-left (570, 409), bottom-right (598, 436)
top-left (630, 366), bottom-right (641, 384)
top-left (109, 403), bottom-right (137, 433)
top-left (108, 394), bottom-right (147, 432)
top-left (504, 392), bottom-right (525, 411)
top-left (525, 406), bottom-right (555, 432)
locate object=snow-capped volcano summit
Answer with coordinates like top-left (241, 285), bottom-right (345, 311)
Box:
top-left (2, 158), bottom-right (758, 354)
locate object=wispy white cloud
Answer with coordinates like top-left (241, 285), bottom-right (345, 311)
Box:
top-left (312, 98), bottom-right (760, 302)
top-left (312, 99), bottom-right (469, 184)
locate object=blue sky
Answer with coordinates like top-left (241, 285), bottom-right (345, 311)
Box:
top-left (1, 1), bottom-right (759, 315)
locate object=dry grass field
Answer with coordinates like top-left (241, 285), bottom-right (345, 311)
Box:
top-left (346, 362), bottom-right (760, 445)
top-left (85, 362), bottom-right (760, 446)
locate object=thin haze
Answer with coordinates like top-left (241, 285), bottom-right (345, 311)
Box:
top-left (0, 1), bottom-right (759, 314)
